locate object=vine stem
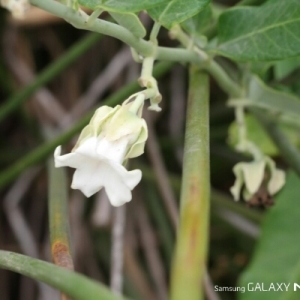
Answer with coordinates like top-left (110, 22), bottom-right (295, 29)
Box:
top-left (29, 0), bottom-right (199, 63)
top-left (28, 0), bottom-right (243, 99)
top-left (170, 67), bottom-right (210, 300)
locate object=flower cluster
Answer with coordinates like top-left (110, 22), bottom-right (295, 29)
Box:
top-left (1, 0), bottom-right (30, 18)
top-left (55, 95), bottom-right (148, 207)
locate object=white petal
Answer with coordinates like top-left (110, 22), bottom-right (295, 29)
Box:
top-left (55, 136), bottom-right (142, 204)
top-left (54, 146), bottom-right (82, 168)
top-left (76, 137), bottom-right (99, 159)
top-left (103, 162), bottom-right (142, 206)
top-left (268, 169), bottom-right (286, 195)
top-left (242, 161), bottom-right (265, 194)
top-left (71, 161), bottom-right (104, 197)
top-left (124, 169), bottom-right (142, 190)
top-left (95, 137), bottom-right (128, 163)
top-left (230, 177), bottom-right (243, 201)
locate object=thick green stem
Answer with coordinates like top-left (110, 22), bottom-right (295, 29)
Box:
top-left (0, 250), bottom-right (125, 300)
top-left (48, 159), bottom-right (73, 269)
top-left (0, 32), bottom-right (101, 122)
top-left (48, 159), bottom-right (73, 300)
top-left (170, 67), bottom-right (210, 300)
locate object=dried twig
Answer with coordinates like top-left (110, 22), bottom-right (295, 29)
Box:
top-left (145, 113), bottom-right (179, 229)
top-left (59, 47), bottom-right (132, 128)
top-left (110, 205), bottom-right (126, 296)
top-left (136, 201), bottom-right (168, 300)
top-left (204, 271), bottom-right (222, 300)
top-left (124, 246), bottom-right (157, 300)
top-left (217, 208), bottom-right (260, 238)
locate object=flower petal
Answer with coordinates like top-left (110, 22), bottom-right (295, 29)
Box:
top-left (54, 146), bottom-right (86, 169)
top-left (242, 160), bottom-right (265, 195)
top-left (95, 137), bottom-right (128, 163)
top-left (71, 162), bottom-right (104, 197)
top-left (103, 162), bottom-right (142, 206)
top-left (268, 169), bottom-right (286, 195)
top-left (125, 119), bottom-right (148, 159)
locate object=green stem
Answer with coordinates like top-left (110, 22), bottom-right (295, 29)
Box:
top-left (48, 159), bottom-right (73, 269)
top-left (28, 0), bottom-right (243, 101)
top-left (48, 159), bottom-right (73, 300)
top-left (149, 22), bottom-right (161, 43)
top-left (28, 0), bottom-right (245, 101)
top-left (0, 61), bottom-right (173, 190)
top-left (28, 0), bottom-right (203, 64)
top-left (170, 67), bottom-right (210, 300)
top-left (252, 108), bottom-right (300, 176)
top-left (0, 32), bottom-right (101, 122)
top-left (204, 60), bottom-right (242, 98)
top-left (0, 250), bottom-right (125, 300)
top-left (86, 8), bottom-right (103, 26)
top-left (128, 93), bottom-right (145, 114)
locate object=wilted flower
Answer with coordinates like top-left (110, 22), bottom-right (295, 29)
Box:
top-left (230, 157), bottom-right (285, 202)
top-left (1, 0), bottom-right (30, 18)
top-left (54, 95), bottom-right (148, 206)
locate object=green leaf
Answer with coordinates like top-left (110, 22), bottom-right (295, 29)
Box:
top-left (274, 56), bottom-right (300, 80)
top-left (247, 75), bottom-right (300, 121)
top-left (216, 0), bottom-right (300, 61)
top-left (228, 114), bottom-right (300, 156)
top-left (282, 263), bottom-right (300, 300)
top-left (147, 0), bottom-right (210, 29)
top-left (181, 5), bottom-right (213, 36)
top-left (78, 0), bottom-right (166, 12)
top-left (238, 171), bottom-right (300, 300)
top-left (109, 12), bottom-right (146, 38)
top-left (0, 251), bottom-right (122, 300)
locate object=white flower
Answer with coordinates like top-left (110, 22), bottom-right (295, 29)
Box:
top-left (54, 98), bottom-right (148, 206)
top-left (1, 0), bottom-right (30, 18)
top-left (230, 157), bottom-right (285, 201)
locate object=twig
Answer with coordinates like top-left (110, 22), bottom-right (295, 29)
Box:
top-left (145, 113), bottom-right (179, 229)
top-left (136, 202), bottom-right (168, 300)
top-left (59, 46), bottom-right (132, 128)
top-left (217, 209), bottom-right (260, 238)
top-left (70, 192), bottom-right (104, 281)
top-left (110, 206), bottom-right (126, 296)
top-left (91, 190), bottom-right (112, 228)
top-left (124, 246), bottom-right (157, 300)
top-left (204, 271), bottom-right (221, 300)
top-left (3, 35), bottom-right (66, 123)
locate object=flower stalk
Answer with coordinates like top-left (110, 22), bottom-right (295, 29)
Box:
top-left (170, 67), bottom-right (210, 300)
